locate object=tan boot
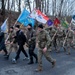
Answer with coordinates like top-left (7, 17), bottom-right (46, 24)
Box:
top-left (52, 59), bottom-right (56, 68)
top-left (35, 66), bottom-right (43, 72)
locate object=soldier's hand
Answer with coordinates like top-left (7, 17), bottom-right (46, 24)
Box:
top-left (26, 44), bottom-right (28, 47)
top-left (71, 41), bottom-right (73, 44)
top-left (5, 41), bottom-right (10, 44)
top-left (43, 47), bottom-right (47, 53)
top-left (10, 42), bottom-right (13, 45)
top-left (36, 43), bottom-right (38, 48)
top-left (29, 39), bottom-right (31, 41)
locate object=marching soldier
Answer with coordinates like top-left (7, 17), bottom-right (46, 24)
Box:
top-left (45, 26), bottom-right (52, 51)
top-left (65, 27), bottom-right (73, 55)
top-left (26, 24), bottom-right (38, 64)
top-left (56, 26), bottom-right (64, 53)
top-left (35, 24), bottom-right (56, 72)
top-left (72, 29), bottom-right (75, 49)
top-left (50, 27), bottom-right (57, 51)
top-left (0, 27), bottom-right (8, 56)
top-left (5, 26), bottom-right (18, 59)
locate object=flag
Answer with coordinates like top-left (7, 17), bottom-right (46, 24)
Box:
top-left (54, 18), bottom-right (60, 27)
top-left (17, 9), bottom-right (35, 27)
top-left (17, 9), bottom-right (30, 24)
top-left (1, 18), bottom-right (8, 32)
top-left (30, 9), bottom-right (37, 19)
top-left (24, 17), bottom-right (35, 27)
top-left (47, 19), bottom-right (53, 26)
top-left (71, 15), bottom-right (75, 25)
top-left (61, 20), bottom-right (69, 28)
top-left (30, 9), bottom-right (49, 24)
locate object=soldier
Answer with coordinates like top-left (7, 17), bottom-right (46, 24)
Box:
top-left (72, 29), bottom-right (75, 49)
top-left (56, 26), bottom-right (64, 53)
top-left (45, 26), bottom-right (52, 51)
top-left (5, 26), bottom-right (18, 59)
top-left (65, 27), bottom-right (73, 55)
top-left (35, 24), bottom-right (56, 72)
top-left (26, 24), bottom-right (38, 64)
top-left (0, 27), bottom-right (8, 56)
top-left (50, 27), bottom-right (57, 51)
top-left (12, 25), bottom-right (28, 64)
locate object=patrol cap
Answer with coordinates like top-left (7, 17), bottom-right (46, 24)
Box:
top-left (38, 24), bottom-right (43, 29)
top-left (15, 25), bottom-right (20, 28)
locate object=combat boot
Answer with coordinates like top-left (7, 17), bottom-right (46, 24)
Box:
top-left (52, 59), bottom-right (56, 68)
top-left (4, 55), bottom-right (9, 60)
top-left (56, 50), bottom-right (60, 53)
top-left (28, 57), bottom-right (34, 65)
top-left (35, 66), bottom-right (43, 72)
top-left (63, 47), bottom-right (66, 52)
top-left (66, 52), bottom-right (71, 55)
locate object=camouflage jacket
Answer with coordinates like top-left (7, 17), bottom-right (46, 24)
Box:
top-left (56, 29), bottom-right (64, 39)
top-left (26, 29), bottom-right (36, 45)
top-left (8, 31), bottom-right (15, 42)
top-left (67, 30), bottom-right (73, 39)
top-left (37, 29), bottom-right (51, 49)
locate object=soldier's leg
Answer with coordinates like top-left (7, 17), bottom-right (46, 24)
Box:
top-left (56, 39), bottom-right (60, 53)
top-left (66, 41), bottom-right (71, 55)
top-left (53, 38), bottom-right (57, 51)
top-left (63, 46), bottom-right (66, 52)
top-left (8, 44), bottom-right (13, 55)
top-left (44, 51), bottom-right (56, 68)
top-left (35, 49), bottom-right (43, 72)
top-left (13, 43), bottom-right (18, 53)
top-left (28, 48), bottom-right (34, 64)
top-left (28, 45), bottom-right (38, 64)
top-left (3, 44), bottom-right (8, 55)
top-left (5, 44), bottom-right (14, 59)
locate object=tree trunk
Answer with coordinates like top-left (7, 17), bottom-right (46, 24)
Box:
top-left (8, 0), bottom-right (10, 10)
top-left (18, 0), bottom-right (21, 13)
top-left (1, 0), bottom-right (5, 22)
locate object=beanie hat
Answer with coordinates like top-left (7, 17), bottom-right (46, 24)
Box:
top-left (38, 24), bottom-right (43, 29)
top-left (28, 23), bottom-right (32, 27)
top-left (15, 25), bottom-right (20, 28)
top-left (10, 26), bottom-right (14, 29)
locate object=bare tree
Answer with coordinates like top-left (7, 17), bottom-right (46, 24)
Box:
top-left (1, 0), bottom-right (5, 21)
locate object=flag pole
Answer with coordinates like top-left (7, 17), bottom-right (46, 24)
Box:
top-left (51, 31), bottom-right (57, 41)
top-left (13, 8), bottom-right (26, 26)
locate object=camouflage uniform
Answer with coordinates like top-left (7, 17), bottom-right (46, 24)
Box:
top-left (37, 29), bottom-right (56, 69)
top-left (50, 28), bottom-right (57, 51)
top-left (56, 29), bottom-right (64, 52)
top-left (66, 30), bottom-right (73, 54)
top-left (26, 29), bottom-right (38, 64)
top-left (45, 27), bottom-right (52, 51)
top-left (72, 30), bottom-right (75, 48)
top-left (7, 31), bottom-right (18, 55)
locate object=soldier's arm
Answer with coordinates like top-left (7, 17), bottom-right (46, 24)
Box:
top-left (5, 34), bottom-right (10, 43)
top-left (45, 31), bottom-right (51, 48)
top-left (31, 30), bottom-right (36, 41)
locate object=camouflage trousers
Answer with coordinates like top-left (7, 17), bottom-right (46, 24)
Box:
top-left (56, 38), bottom-right (63, 51)
top-left (51, 38), bottom-right (57, 51)
top-left (65, 39), bottom-right (72, 53)
top-left (38, 48), bottom-right (55, 67)
top-left (7, 43), bottom-right (18, 55)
